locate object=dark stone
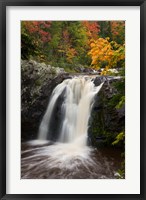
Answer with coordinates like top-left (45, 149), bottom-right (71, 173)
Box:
top-left (88, 77), bottom-right (125, 147)
top-left (83, 68), bottom-right (94, 73)
top-left (93, 77), bottom-right (102, 86)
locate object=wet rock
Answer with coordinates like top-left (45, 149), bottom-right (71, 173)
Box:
top-left (83, 68), bottom-right (94, 73)
top-left (93, 76), bottom-right (103, 86)
top-left (89, 77), bottom-right (125, 147)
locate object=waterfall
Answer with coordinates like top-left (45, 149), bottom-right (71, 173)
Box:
top-left (38, 76), bottom-right (103, 146)
top-left (22, 76), bottom-right (123, 179)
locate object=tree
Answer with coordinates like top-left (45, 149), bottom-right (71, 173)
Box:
top-left (21, 21), bottom-right (51, 60)
top-left (88, 37), bottom-right (125, 74)
top-left (98, 21), bottom-right (125, 45)
top-left (82, 21), bottom-right (100, 40)
top-left (111, 21), bottom-right (125, 44)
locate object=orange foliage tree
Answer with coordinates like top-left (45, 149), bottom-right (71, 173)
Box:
top-left (88, 37), bottom-right (125, 74)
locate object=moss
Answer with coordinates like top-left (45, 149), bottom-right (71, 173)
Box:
top-left (35, 79), bottom-right (42, 86)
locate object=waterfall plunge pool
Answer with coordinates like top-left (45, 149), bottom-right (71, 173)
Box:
top-left (21, 140), bottom-right (123, 179)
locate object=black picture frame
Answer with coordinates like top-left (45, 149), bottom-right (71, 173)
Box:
top-left (0, 0), bottom-right (145, 199)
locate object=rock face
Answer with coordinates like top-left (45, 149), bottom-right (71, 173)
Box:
top-left (88, 76), bottom-right (125, 146)
top-left (21, 60), bottom-right (125, 145)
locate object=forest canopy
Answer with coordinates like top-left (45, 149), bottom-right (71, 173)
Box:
top-left (21, 21), bottom-right (125, 72)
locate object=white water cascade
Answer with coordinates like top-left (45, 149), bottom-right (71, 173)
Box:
top-left (38, 76), bottom-right (103, 146)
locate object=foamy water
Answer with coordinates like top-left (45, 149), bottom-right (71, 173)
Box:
top-left (21, 140), bottom-right (122, 179)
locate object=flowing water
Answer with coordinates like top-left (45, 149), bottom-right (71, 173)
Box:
top-left (21, 76), bottom-right (123, 179)
top-left (38, 77), bottom-right (103, 145)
